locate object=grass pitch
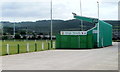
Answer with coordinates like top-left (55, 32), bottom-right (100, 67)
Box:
top-left (0, 40), bottom-right (55, 56)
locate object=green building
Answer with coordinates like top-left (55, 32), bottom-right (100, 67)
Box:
top-left (56, 13), bottom-right (112, 48)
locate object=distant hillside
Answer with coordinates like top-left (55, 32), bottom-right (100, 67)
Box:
top-left (1, 19), bottom-right (120, 38)
top-left (1, 19), bottom-right (95, 34)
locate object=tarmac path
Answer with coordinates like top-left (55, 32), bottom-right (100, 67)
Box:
top-left (2, 42), bottom-right (118, 70)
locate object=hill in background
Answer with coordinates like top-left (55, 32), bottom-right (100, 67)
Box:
top-left (1, 19), bottom-right (120, 38)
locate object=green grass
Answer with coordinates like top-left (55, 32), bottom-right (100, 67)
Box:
top-left (0, 40), bottom-right (55, 56)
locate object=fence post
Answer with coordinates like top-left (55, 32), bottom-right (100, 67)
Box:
top-left (35, 39), bottom-right (36, 42)
top-left (53, 42), bottom-right (55, 49)
top-left (24, 40), bottom-right (26, 42)
top-left (26, 43), bottom-right (29, 52)
top-left (42, 42), bottom-right (44, 50)
top-left (35, 43), bottom-right (37, 51)
top-left (6, 44), bottom-right (9, 55)
top-left (48, 42), bottom-right (50, 50)
top-left (17, 44), bottom-right (20, 54)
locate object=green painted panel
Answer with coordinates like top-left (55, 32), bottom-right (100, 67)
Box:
top-left (74, 15), bottom-right (112, 48)
top-left (56, 35), bottom-right (61, 48)
top-left (97, 20), bottom-right (112, 47)
top-left (87, 34), bottom-right (94, 48)
top-left (56, 34), bottom-right (94, 49)
top-left (70, 36), bottom-right (80, 48)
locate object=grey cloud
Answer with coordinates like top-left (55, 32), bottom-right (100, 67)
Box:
top-left (1, 0), bottom-right (118, 22)
top-left (2, 2), bottom-right (51, 18)
top-left (2, 1), bottom-right (72, 21)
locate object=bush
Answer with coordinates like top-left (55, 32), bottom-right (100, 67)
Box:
top-left (15, 34), bottom-right (21, 39)
top-left (2, 36), bottom-right (8, 40)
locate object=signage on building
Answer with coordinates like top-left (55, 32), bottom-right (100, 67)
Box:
top-left (60, 31), bottom-right (87, 35)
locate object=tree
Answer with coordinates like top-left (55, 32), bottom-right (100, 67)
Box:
top-left (2, 36), bottom-right (8, 40)
top-left (15, 33), bottom-right (21, 39)
top-left (20, 30), bottom-right (26, 35)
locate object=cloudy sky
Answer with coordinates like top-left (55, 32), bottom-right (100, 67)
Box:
top-left (0, 0), bottom-right (119, 22)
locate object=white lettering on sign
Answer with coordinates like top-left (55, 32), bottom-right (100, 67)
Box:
top-left (60, 31), bottom-right (87, 35)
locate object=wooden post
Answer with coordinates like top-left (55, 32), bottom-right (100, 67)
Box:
top-left (17, 44), bottom-right (20, 54)
top-left (48, 42), bottom-right (50, 50)
top-left (35, 43), bottom-right (37, 51)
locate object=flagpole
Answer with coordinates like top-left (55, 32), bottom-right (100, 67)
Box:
top-left (97, 1), bottom-right (100, 47)
top-left (13, 21), bottom-right (15, 41)
top-left (80, 0), bottom-right (83, 31)
top-left (50, 0), bottom-right (53, 48)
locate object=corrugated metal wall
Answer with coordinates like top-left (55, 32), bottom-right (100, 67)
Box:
top-left (74, 15), bottom-right (112, 48)
top-left (98, 21), bottom-right (112, 47)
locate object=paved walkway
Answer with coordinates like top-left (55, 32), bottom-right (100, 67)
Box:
top-left (2, 42), bottom-right (118, 70)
